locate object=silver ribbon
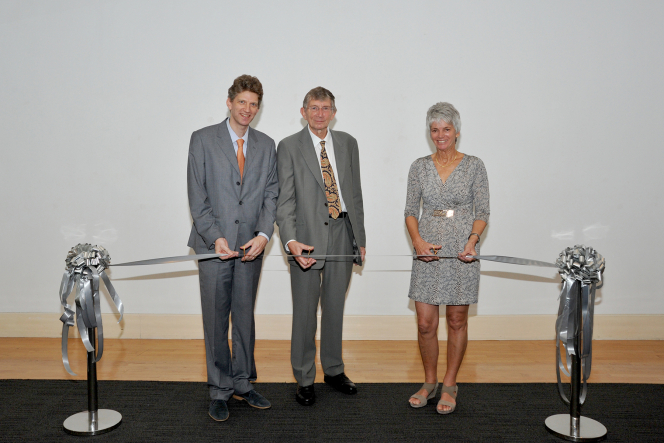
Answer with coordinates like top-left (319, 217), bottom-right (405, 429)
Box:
top-left (464, 254), bottom-right (556, 268)
top-left (59, 244), bottom-right (124, 376)
top-left (289, 253), bottom-right (556, 268)
top-left (111, 253), bottom-right (223, 266)
top-left (109, 251), bottom-right (556, 267)
top-left (554, 245), bottom-right (605, 405)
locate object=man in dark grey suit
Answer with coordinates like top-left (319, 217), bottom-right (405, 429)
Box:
top-left (276, 87), bottom-right (366, 406)
top-left (187, 75), bottom-right (278, 421)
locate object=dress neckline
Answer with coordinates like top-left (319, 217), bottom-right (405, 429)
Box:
top-left (430, 153), bottom-right (466, 185)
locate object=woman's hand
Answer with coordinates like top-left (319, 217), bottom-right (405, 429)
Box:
top-left (413, 238), bottom-right (442, 262)
top-left (458, 241), bottom-right (477, 262)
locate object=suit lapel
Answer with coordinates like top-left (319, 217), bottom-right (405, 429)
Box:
top-left (298, 127), bottom-right (325, 192)
top-left (243, 127), bottom-right (258, 180)
top-left (217, 118), bottom-right (241, 176)
top-left (216, 119), bottom-right (241, 198)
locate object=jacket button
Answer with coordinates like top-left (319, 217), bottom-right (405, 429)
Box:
top-left (239, 201), bottom-right (243, 205)
top-left (324, 222), bottom-right (328, 226)
top-left (235, 220), bottom-right (239, 224)
top-left (324, 203), bottom-right (328, 207)
top-left (236, 181), bottom-right (241, 186)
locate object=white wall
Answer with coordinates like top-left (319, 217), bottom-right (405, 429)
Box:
top-left (1, 0), bottom-right (662, 318)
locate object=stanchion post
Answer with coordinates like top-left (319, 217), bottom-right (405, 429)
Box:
top-left (545, 281), bottom-right (607, 442)
top-left (569, 285), bottom-right (582, 437)
top-left (87, 327), bottom-right (98, 429)
top-left (63, 327), bottom-right (122, 436)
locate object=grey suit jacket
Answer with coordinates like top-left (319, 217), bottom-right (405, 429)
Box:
top-left (187, 118), bottom-right (278, 253)
top-left (276, 126), bottom-right (366, 270)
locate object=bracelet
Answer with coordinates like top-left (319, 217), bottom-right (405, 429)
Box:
top-left (468, 233), bottom-right (481, 242)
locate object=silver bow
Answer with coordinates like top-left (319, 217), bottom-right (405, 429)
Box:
top-left (59, 243), bottom-right (124, 376)
top-left (555, 245), bottom-right (604, 405)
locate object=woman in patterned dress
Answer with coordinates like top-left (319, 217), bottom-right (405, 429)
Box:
top-left (405, 102), bottom-right (490, 414)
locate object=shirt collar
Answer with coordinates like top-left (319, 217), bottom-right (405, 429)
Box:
top-left (226, 118), bottom-right (249, 145)
top-left (307, 126), bottom-right (331, 147)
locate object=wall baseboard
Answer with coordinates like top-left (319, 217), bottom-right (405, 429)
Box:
top-left (0, 313), bottom-right (661, 340)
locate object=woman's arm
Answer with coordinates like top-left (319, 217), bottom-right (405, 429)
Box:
top-left (459, 158), bottom-right (490, 262)
top-left (407, 216), bottom-right (441, 262)
top-left (404, 160), bottom-right (441, 261)
top-left (458, 220), bottom-right (487, 262)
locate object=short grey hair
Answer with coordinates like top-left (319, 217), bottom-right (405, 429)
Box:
top-left (303, 86), bottom-right (337, 111)
top-left (426, 102), bottom-right (461, 133)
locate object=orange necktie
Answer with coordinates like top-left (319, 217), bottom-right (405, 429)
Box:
top-left (237, 139), bottom-right (245, 181)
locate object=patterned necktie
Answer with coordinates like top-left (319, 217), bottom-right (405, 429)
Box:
top-left (237, 139), bottom-right (245, 181)
top-left (320, 141), bottom-right (341, 219)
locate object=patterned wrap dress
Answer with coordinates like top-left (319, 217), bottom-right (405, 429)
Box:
top-left (404, 154), bottom-right (490, 305)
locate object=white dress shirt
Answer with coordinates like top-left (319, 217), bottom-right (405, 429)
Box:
top-left (307, 127), bottom-right (347, 212)
top-left (226, 119), bottom-right (269, 242)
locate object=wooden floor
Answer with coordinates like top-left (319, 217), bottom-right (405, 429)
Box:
top-left (1, 338), bottom-right (663, 383)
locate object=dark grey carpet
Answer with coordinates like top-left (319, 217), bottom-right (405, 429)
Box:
top-left (0, 380), bottom-right (662, 442)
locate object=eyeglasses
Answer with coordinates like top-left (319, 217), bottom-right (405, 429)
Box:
top-left (306, 106), bottom-right (334, 113)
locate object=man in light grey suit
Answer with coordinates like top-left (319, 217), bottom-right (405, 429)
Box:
top-left (276, 87), bottom-right (366, 406)
top-left (187, 75), bottom-right (278, 421)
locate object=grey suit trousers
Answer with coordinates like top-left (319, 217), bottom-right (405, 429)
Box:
top-left (199, 256), bottom-right (262, 401)
top-left (290, 216), bottom-right (354, 386)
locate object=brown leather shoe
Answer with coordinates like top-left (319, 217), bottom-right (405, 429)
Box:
top-left (232, 390), bottom-right (271, 409)
top-left (208, 400), bottom-right (229, 421)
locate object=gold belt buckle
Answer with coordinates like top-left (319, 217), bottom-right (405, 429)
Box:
top-left (433, 209), bottom-right (454, 218)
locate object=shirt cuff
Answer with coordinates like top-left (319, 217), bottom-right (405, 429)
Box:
top-left (285, 239), bottom-right (296, 253)
top-left (257, 232), bottom-right (270, 241)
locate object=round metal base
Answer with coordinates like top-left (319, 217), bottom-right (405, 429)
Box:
top-left (545, 414), bottom-right (607, 442)
top-left (63, 409), bottom-right (122, 436)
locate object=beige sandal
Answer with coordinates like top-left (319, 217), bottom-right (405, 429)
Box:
top-left (436, 384), bottom-right (458, 414)
top-left (409, 381), bottom-right (439, 408)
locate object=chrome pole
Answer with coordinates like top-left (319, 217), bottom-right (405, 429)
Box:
top-left (63, 327), bottom-right (122, 436)
top-left (545, 281), bottom-right (607, 442)
top-left (569, 291), bottom-right (582, 437)
top-left (87, 328), bottom-right (98, 429)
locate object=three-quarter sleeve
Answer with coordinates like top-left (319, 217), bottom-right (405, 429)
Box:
top-left (404, 160), bottom-right (422, 219)
top-left (472, 158), bottom-right (490, 223)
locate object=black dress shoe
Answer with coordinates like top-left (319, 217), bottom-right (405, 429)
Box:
top-left (208, 400), bottom-right (229, 421)
top-left (296, 384), bottom-right (316, 406)
top-left (324, 372), bottom-right (357, 395)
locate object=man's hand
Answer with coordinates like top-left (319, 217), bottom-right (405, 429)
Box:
top-left (354, 247), bottom-right (366, 266)
top-left (288, 241), bottom-right (316, 269)
top-left (215, 238), bottom-right (238, 260)
top-left (240, 236), bottom-right (268, 262)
